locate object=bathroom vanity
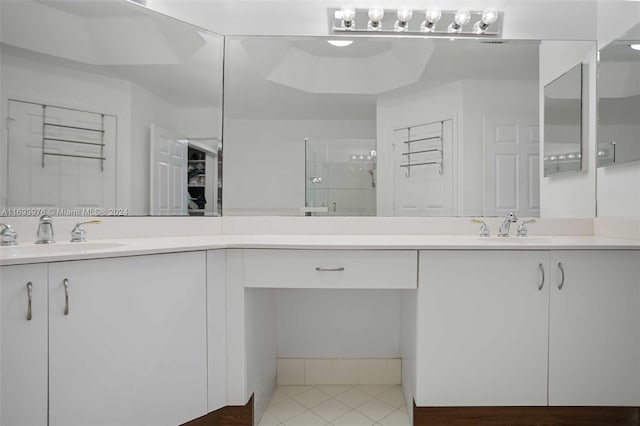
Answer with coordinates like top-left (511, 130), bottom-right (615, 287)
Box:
top-left (2, 233), bottom-right (638, 425)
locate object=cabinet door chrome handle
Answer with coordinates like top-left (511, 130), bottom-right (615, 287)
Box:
top-left (557, 262), bottom-right (565, 290)
top-left (26, 282), bottom-right (33, 321)
top-left (63, 278), bottom-right (70, 315)
top-left (315, 267), bottom-right (345, 272)
top-left (538, 264), bottom-right (545, 291)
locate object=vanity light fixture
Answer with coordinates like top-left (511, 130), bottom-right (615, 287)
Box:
top-left (472, 8), bottom-right (499, 34)
top-left (448, 9), bottom-right (471, 33)
top-left (420, 8), bottom-right (442, 32)
top-left (367, 7), bottom-right (384, 30)
top-left (327, 40), bottom-right (353, 47)
top-left (339, 5), bottom-right (356, 30)
top-left (631, 44), bottom-right (640, 51)
top-left (331, 7), bottom-right (503, 37)
top-left (394, 8), bottom-right (413, 32)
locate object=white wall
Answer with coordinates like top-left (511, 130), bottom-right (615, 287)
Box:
top-left (596, 1), bottom-right (640, 218)
top-left (224, 119), bottom-right (375, 215)
top-left (539, 41), bottom-right (597, 218)
top-left (276, 289), bottom-right (402, 358)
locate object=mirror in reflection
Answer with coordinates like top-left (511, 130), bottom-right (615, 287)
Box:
top-left (223, 37), bottom-right (541, 217)
top-left (598, 22), bottom-right (640, 168)
top-left (543, 63), bottom-right (583, 176)
top-left (0, 0), bottom-right (224, 217)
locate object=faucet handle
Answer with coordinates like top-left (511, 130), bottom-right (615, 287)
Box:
top-left (70, 220), bottom-right (102, 243)
top-left (517, 219), bottom-right (536, 237)
top-left (471, 219), bottom-right (490, 237)
top-left (0, 223), bottom-right (18, 246)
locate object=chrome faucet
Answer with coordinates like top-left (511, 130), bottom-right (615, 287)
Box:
top-left (36, 215), bottom-right (55, 244)
top-left (70, 220), bottom-right (102, 242)
top-left (497, 211), bottom-right (518, 237)
top-left (0, 222), bottom-right (18, 246)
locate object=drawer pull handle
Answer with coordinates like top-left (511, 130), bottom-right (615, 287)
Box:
top-left (315, 267), bottom-right (345, 272)
top-left (63, 278), bottom-right (70, 316)
top-left (538, 264), bottom-right (544, 291)
top-left (26, 282), bottom-right (33, 321)
top-left (557, 262), bottom-right (565, 290)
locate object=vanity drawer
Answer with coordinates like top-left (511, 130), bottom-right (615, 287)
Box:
top-left (243, 249), bottom-right (417, 289)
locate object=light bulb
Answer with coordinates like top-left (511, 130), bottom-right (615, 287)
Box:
top-left (631, 44), bottom-right (640, 51)
top-left (481, 9), bottom-right (498, 25)
top-left (426, 8), bottom-right (442, 23)
top-left (368, 7), bottom-right (384, 30)
top-left (397, 8), bottom-right (413, 22)
top-left (394, 8), bottom-right (413, 31)
top-left (340, 5), bottom-right (356, 29)
top-left (421, 7), bottom-right (442, 32)
top-left (448, 9), bottom-right (470, 33)
top-left (454, 9), bottom-right (471, 26)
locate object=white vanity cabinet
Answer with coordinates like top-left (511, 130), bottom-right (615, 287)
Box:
top-left (48, 252), bottom-right (208, 426)
top-left (417, 250), bottom-right (550, 406)
top-left (417, 249), bottom-right (640, 407)
top-left (1, 263), bottom-right (49, 426)
top-left (1, 251), bottom-right (210, 426)
top-left (548, 250), bottom-right (640, 406)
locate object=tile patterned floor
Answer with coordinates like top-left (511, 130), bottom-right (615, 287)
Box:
top-left (258, 385), bottom-right (410, 426)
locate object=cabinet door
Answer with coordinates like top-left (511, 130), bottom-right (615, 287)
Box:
top-left (549, 250), bottom-right (640, 405)
top-left (1, 264), bottom-right (48, 426)
top-left (48, 252), bottom-right (207, 426)
top-left (417, 250), bottom-right (549, 406)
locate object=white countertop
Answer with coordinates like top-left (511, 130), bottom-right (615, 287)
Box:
top-left (1, 234), bottom-right (638, 266)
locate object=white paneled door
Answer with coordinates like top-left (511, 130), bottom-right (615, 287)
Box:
top-left (393, 120), bottom-right (454, 216)
top-left (150, 124), bottom-right (188, 215)
top-left (484, 115), bottom-right (540, 218)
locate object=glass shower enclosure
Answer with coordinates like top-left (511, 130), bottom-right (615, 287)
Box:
top-left (304, 138), bottom-right (377, 216)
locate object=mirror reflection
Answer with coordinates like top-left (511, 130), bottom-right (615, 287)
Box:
top-left (0, 0), bottom-right (224, 217)
top-left (223, 37), bottom-right (540, 217)
top-left (543, 63), bottom-right (583, 176)
top-left (598, 23), bottom-right (640, 168)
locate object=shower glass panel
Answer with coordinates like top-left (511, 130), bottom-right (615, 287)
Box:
top-left (305, 139), bottom-right (377, 216)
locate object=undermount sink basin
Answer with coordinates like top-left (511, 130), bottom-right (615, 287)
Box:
top-left (1, 242), bottom-right (125, 257)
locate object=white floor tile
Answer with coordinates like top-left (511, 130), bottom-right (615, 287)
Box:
top-left (257, 412), bottom-right (281, 426)
top-left (267, 398), bottom-right (307, 422)
top-left (334, 388), bottom-right (371, 408)
top-left (293, 388), bottom-right (331, 409)
top-left (278, 385), bottom-right (313, 397)
top-left (316, 384), bottom-right (352, 397)
top-left (355, 385), bottom-right (393, 397)
top-left (282, 410), bottom-right (328, 426)
top-left (375, 388), bottom-right (406, 408)
top-left (378, 410), bottom-right (410, 426)
top-left (269, 388), bottom-right (290, 405)
top-left (311, 398), bottom-right (351, 422)
top-left (332, 410), bottom-right (377, 426)
top-left (354, 399), bottom-right (395, 422)
top-left (265, 385), bottom-right (409, 426)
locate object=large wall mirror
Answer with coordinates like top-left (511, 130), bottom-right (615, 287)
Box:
top-left (224, 36), bottom-right (541, 217)
top-left (0, 0), bottom-right (223, 217)
top-left (597, 22), bottom-right (640, 168)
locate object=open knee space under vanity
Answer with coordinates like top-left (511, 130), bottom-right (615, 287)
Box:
top-left (228, 249), bottom-right (418, 426)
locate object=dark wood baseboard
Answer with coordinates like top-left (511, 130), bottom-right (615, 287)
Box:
top-left (181, 395), bottom-right (253, 426)
top-left (413, 403), bottom-right (640, 426)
